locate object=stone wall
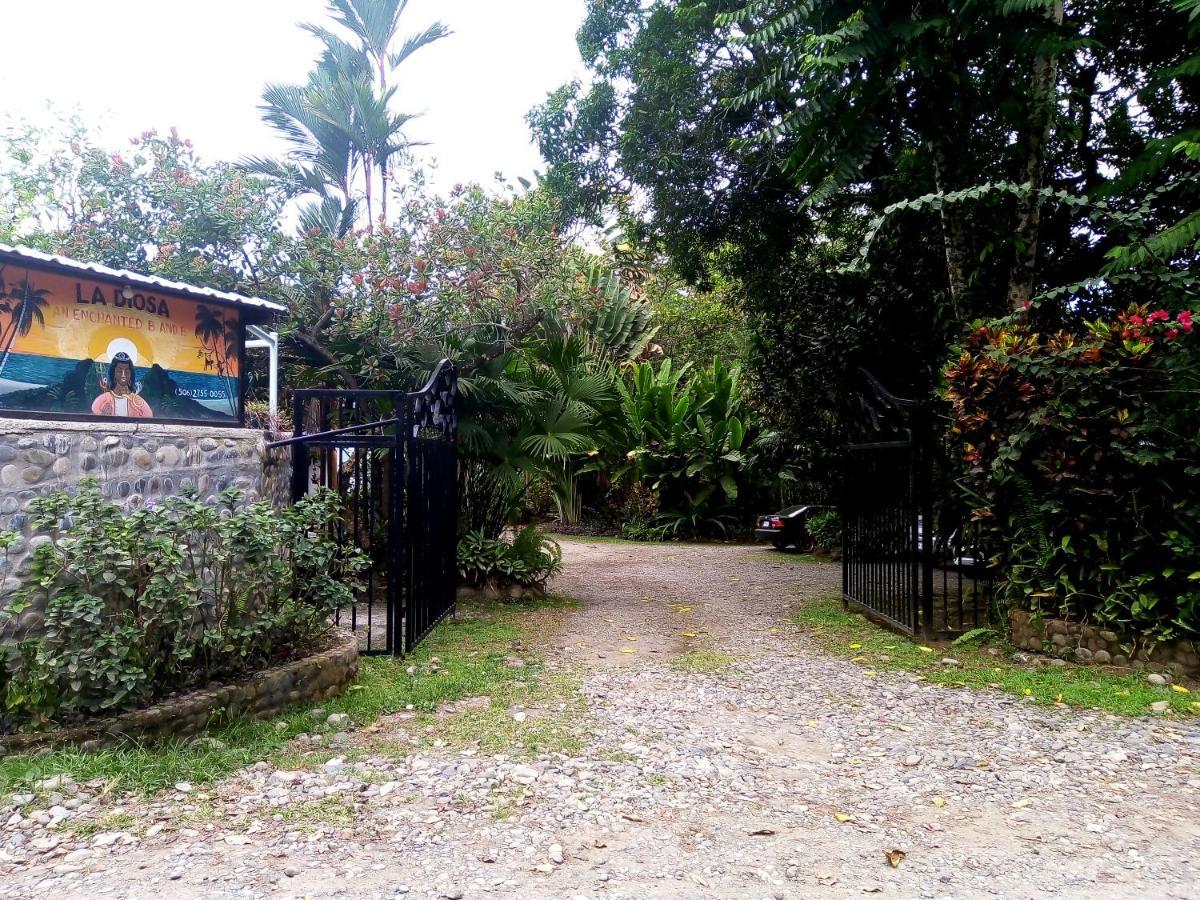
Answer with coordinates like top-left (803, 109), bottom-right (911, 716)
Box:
top-left (0, 417), bottom-right (291, 608)
top-left (1010, 609), bottom-right (1200, 678)
top-left (0, 630), bottom-right (358, 753)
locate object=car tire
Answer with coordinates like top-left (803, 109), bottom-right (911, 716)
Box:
top-left (797, 534), bottom-right (816, 553)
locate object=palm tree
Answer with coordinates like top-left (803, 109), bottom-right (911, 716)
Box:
top-left (0, 274), bottom-right (49, 380)
top-left (314, 0), bottom-right (449, 221)
top-left (194, 305), bottom-right (240, 415)
top-left (246, 0), bottom-right (448, 229)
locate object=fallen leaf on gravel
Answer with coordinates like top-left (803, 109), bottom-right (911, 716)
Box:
top-left (919, 646), bottom-right (934, 653)
top-left (770, 627), bottom-right (780, 634)
top-left (619, 647), bottom-right (638, 654)
top-left (640, 597), bottom-right (652, 603)
top-left (623, 635), bottom-right (638, 641)
top-left (849, 643), bottom-right (863, 649)
top-left (1013, 798), bottom-right (1031, 809)
top-left (748, 827), bottom-right (776, 836)
top-left (807, 720), bottom-right (818, 727)
top-left (1172, 684), bottom-right (1190, 694)
top-left (931, 796), bottom-right (946, 807)
top-left (834, 813), bottom-right (854, 823)
top-left (851, 656), bottom-right (869, 663)
top-left (864, 670), bottom-right (877, 677)
top-left (884, 849), bottom-right (906, 868)
top-left (622, 813), bottom-right (644, 822)
top-left (863, 884), bottom-right (883, 893)
top-left (682, 632), bottom-right (697, 638)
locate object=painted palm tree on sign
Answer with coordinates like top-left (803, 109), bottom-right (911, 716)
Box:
top-left (194, 304), bottom-right (240, 416)
top-left (0, 268), bottom-right (50, 381)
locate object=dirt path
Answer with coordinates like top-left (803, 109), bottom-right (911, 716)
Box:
top-left (3, 539), bottom-right (1200, 899)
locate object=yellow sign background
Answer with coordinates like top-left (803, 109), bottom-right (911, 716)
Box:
top-left (7, 267), bottom-right (239, 378)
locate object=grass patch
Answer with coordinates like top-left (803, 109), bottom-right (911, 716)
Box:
top-left (672, 649), bottom-right (736, 674)
top-left (418, 668), bottom-right (586, 756)
top-left (58, 811), bottom-right (136, 837)
top-left (0, 597), bottom-right (579, 798)
top-left (278, 797), bottom-right (356, 830)
top-left (795, 596), bottom-right (1200, 718)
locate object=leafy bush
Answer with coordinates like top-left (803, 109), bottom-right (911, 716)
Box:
top-left (3, 480), bottom-right (365, 729)
top-left (457, 525), bottom-right (563, 588)
top-left (806, 508), bottom-right (842, 552)
top-left (945, 305), bottom-right (1200, 640)
top-left (617, 357), bottom-right (786, 537)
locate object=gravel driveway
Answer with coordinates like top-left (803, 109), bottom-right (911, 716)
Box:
top-left (3, 538), bottom-right (1200, 899)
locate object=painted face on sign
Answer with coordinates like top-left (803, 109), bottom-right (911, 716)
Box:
top-left (113, 361), bottom-right (133, 392)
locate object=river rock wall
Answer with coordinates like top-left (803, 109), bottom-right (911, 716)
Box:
top-left (0, 417), bottom-right (291, 611)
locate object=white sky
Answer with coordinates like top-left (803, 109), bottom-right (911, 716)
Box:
top-left (0, 0), bottom-right (588, 193)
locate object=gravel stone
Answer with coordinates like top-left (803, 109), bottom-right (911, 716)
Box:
top-left (2, 541), bottom-right (1197, 899)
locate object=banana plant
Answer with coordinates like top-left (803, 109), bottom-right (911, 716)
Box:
top-left (616, 357), bottom-right (753, 536)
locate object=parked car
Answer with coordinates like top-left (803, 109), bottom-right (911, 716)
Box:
top-left (755, 505), bottom-right (822, 552)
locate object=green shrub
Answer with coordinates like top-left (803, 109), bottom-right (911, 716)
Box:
top-left (945, 305), bottom-right (1200, 641)
top-left (457, 525), bottom-right (563, 588)
top-left (806, 508), bottom-right (842, 552)
top-left (3, 480), bottom-right (365, 729)
top-left (617, 357), bottom-right (789, 537)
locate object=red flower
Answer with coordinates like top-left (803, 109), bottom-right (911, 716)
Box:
top-left (1178, 310), bottom-right (1194, 333)
top-left (1148, 309), bottom-right (1170, 323)
top-left (1166, 328), bottom-right (1180, 339)
top-left (1129, 315), bottom-right (1145, 326)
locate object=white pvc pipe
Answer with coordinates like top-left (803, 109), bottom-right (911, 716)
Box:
top-left (245, 326), bottom-right (279, 419)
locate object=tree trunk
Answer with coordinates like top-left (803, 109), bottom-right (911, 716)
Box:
top-left (927, 137), bottom-right (972, 315)
top-left (1006, 0), bottom-right (1065, 313)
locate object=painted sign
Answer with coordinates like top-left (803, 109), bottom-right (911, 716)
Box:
top-left (0, 265), bottom-right (241, 423)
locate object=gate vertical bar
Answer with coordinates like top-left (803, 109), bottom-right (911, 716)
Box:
top-left (390, 400), bottom-right (406, 655)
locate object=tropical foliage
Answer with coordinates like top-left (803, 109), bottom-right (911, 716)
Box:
top-left (2, 483), bottom-right (364, 729)
top-left (945, 305), bottom-right (1200, 639)
top-left (457, 525), bottom-right (564, 589)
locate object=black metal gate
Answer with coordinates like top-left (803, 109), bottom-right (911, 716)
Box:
top-left (274, 360), bottom-right (459, 655)
top-left (842, 371), bottom-right (994, 639)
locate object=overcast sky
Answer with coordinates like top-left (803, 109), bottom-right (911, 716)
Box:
top-left (0, 1), bottom-right (588, 192)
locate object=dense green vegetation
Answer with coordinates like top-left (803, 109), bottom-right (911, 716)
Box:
top-left (1, 483), bottom-right (363, 731)
top-left (1, 0), bottom-right (1197, 627)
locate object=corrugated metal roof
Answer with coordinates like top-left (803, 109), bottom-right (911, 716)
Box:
top-left (0, 243), bottom-right (287, 314)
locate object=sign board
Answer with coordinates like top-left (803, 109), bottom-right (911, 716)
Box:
top-left (0, 265), bottom-right (243, 424)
